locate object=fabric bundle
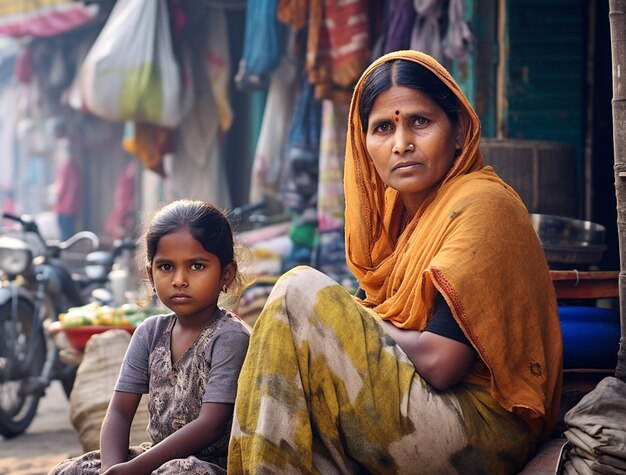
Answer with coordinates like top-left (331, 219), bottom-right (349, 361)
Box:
top-left (561, 377), bottom-right (626, 474)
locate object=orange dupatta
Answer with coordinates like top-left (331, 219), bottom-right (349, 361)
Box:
top-left (344, 50), bottom-right (562, 438)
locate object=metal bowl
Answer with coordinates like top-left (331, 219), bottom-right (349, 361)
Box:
top-left (529, 214), bottom-right (607, 265)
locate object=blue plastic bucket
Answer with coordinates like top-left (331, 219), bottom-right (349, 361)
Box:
top-left (558, 306), bottom-right (620, 369)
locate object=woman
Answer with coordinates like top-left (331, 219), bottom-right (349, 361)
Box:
top-left (228, 50), bottom-right (562, 474)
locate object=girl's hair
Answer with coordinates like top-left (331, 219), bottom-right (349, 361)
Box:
top-left (358, 59), bottom-right (459, 133)
top-left (140, 199), bottom-right (246, 297)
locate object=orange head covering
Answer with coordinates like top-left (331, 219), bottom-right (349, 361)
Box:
top-left (344, 50), bottom-right (562, 438)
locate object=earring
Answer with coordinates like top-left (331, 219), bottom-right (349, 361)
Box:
top-left (222, 284), bottom-right (228, 293)
top-left (152, 287), bottom-right (156, 293)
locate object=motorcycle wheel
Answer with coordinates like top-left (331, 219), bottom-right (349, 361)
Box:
top-left (0, 296), bottom-right (46, 438)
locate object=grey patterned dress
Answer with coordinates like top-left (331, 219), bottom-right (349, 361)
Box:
top-left (49, 309), bottom-right (250, 475)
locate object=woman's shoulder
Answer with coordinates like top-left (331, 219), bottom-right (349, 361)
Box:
top-left (448, 169), bottom-right (528, 214)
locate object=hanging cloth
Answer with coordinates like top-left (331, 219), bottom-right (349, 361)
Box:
top-left (177, 5), bottom-right (232, 167)
top-left (235, 0), bottom-right (284, 90)
top-left (306, 0), bottom-right (371, 103)
top-left (248, 56), bottom-right (299, 203)
top-left (165, 145), bottom-right (232, 211)
top-left (122, 122), bottom-right (173, 177)
top-left (279, 73), bottom-right (322, 213)
top-left (442, 0), bottom-right (474, 62)
top-left (410, 0), bottom-right (445, 62)
top-left (317, 99), bottom-right (348, 232)
top-left (382, 0), bottom-right (416, 54)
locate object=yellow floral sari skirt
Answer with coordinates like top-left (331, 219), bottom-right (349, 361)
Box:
top-left (228, 267), bottom-right (537, 474)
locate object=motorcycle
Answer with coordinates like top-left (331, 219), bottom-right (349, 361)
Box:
top-left (80, 237), bottom-right (137, 306)
top-left (0, 212), bottom-right (98, 438)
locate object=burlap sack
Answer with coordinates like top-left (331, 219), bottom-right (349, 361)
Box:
top-left (69, 329), bottom-right (150, 452)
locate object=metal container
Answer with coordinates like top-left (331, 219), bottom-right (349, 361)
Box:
top-left (530, 214), bottom-right (607, 265)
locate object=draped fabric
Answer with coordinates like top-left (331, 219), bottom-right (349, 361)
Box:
top-left (229, 267), bottom-right (537, 474)
top-left (343, 50), bottom-right (562, 438)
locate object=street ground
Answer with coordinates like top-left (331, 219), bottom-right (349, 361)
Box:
top-left (0, 381), bottom-right (83, 475)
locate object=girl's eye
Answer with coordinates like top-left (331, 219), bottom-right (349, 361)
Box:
top-left (412, 116), bottom-right (429, 127)
top-left (190, 263), bottom-right (205, 271)
top-left (158, 264), bottom-right (172, 271)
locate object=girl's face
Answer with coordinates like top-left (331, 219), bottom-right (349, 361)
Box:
top-left (148, 229), bottom-right (234, 322)
top-left (365, 85), bottom-right (461, 216)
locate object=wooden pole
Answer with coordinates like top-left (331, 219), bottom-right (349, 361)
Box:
top-left (609, 0), bottom-right (626, 381)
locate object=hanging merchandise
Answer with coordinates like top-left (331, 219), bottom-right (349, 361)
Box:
top-left (410, 0), bottom-right (445, 63)
top-left (235, 0), bottom-right (284, 90)
top-left (383, 0), bottom-right (417, 54)
top-left (75, 0), bottom-right (191, 128)
top-left (317, 100), bottom-right (348, 233)
top-left (177, 4), bottom-right (233, 167)
top-left (442, 0), bottom-right (475, 62)
top-left (122, 122), bottom-right (173, 177)
top-left (313, 100), bottom-right (351, 284)
top-left (167, 4), bottom-right (231, 208)
top-left (164, 146), bottom-right (232, 211)
top-left (279, 73), bottom-right (322, 214)
top-left (304, 0), bottom-right (371, 103)
top-left (202, 7), bottom-right (233, 134)
top-left (248, 56), bottom-right (298, 203)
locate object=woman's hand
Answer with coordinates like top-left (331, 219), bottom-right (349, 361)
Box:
top-left (379, 320), bottom-right (475, 390)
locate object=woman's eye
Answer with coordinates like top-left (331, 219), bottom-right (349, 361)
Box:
top-left (374, 121), bottom-right (392, 133)
top-left (412, 117), bottom-right (429, 127)
top-left (191, 263), bottom-right (205, 271)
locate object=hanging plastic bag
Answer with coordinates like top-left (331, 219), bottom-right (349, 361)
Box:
top-left (76, 0), bottom-right (190, 128)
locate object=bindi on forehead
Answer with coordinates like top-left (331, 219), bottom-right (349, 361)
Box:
top-left (395, 110), bottom-right (400, 121)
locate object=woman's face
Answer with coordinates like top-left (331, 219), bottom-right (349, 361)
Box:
top-left (365, 85), bottom-right (461, 215)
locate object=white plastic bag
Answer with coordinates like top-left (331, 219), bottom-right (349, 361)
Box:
top-left (76, 0), bottom-right (190, 127)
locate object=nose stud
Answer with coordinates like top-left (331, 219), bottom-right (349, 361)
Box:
top-left (393, 144), bottom-right (415, 153)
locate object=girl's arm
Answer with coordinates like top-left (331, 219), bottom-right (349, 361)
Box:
top-left (103, 402), bottom-right (233, 475)
top-left (100, 391), bottom-right (141, 472)
top-left (379, 320), bottom-right (475, 390)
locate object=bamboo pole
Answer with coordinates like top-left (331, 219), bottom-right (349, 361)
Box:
top-left (609, 0), bottom-right (626, 381)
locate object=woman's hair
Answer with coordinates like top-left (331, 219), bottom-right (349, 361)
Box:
top-left (358, 59), bottom-right (460, 133)
top-left (140, 199), bottom-right (246, 297)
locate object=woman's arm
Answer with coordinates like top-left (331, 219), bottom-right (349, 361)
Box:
top-left (379, 320), bottom-right (475, 390)
top-left (102, 402), bottom-right (233, 475)
top-left (100, 391), bottom-right (142, 472)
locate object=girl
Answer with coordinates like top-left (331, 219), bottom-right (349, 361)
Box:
top-left (51, 199), bottom-right (250, 475)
